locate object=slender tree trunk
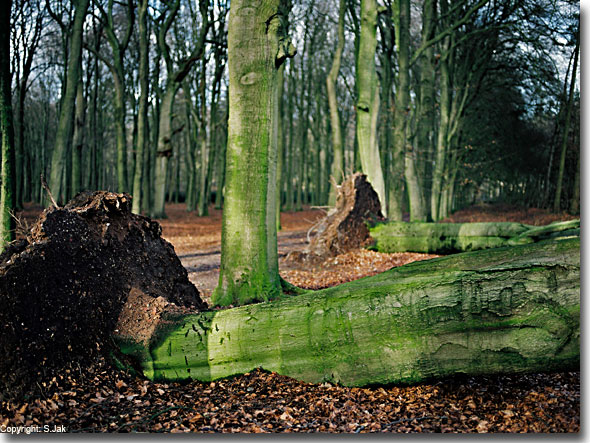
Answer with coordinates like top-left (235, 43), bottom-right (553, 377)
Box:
top-left (431, 30), bottom-right (451, 219)
top-left (570, 137), bottom-right (580, 215)
top-left (416, 0), bottom-right (436, 220)
top-left (132, 0), bottom-right (149, 214)
top-left (394, 0), bottom-right (425, 221)
top-left (212, 0), bottom-right (295, 307)
top-left (553, 30), bottom-right (579, 213)
top-left (197, 60), bottom-right (209, 216)
top-left (214, 99), bottom-right (229, 210)
top-left (14, 85), bottom-right (25, 208)
top-left (0, 0), bottom-right (15, 251)
top-left (113, 75), bottom-right (128, 193)
top-left (48, 0), bottom-right (89, 205)
top-left (276, 63), bottom-right (285, 229)
top-left (152, 85), bottom-right (177, 218)
top-left (71, 74), bottom-right (85, 195)
top-left (356, 0), bottom-right (387, 217)
top-left (327, 0), bottom-right (346, 206)
top-left (284, 68), bottom-right (295, 211)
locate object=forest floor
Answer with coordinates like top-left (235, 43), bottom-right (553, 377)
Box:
top-left (1, 202), bottom-right (579, 433)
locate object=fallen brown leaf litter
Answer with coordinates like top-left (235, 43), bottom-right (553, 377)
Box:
top-left (0, 358), bottom-right (579, 433)
top-left (3, 201), bottom-right (579, 433)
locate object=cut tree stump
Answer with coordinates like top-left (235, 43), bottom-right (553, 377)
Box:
top-left (369, 219), bottom-right (579, 254)
top-left (118, 237), bottom-right (579, 387)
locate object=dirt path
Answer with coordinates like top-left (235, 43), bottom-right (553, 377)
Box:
top-left (176, 228), bottom-right (311, 299)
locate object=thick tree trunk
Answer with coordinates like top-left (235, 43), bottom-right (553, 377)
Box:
top-left (370, 219), bottom-right (579, 254)
top-left (117, 237), bottom-right (580, 386)
top-left (356, 0), bottom-right (387, 217)
top-left (211, 0), bottom-right (295, 307)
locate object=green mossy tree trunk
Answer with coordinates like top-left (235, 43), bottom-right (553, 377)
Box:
top-left (326, 0), bottom-right (346, 207)
top-left (132, 0), bottom-right (149, 214)
top-left (0, 0), bottom-right (16, 251)
top-left (395, 0), bottom-right (426, 222)
top-left (48, 0), bottom-right (89, 205)
top-left (212, 0), bottom-right (295, 307)
top-left (415, 0), bottom-right (437, 221)
top-left (276, 63), bottom-right (285, 229)
top-left (430, 29), bottom-right (451, 221)
top-left (118, 238), bottom-right (580, 387)
top-left (70, 76), bottom-right (85, 196)
top-left (370, 219), bottom-right (579, 254)
top-left (95, 0), bottom-right (135, 194)
top-left (151, 0), bottom-right (209, 219)
top-left (356, 0), bottom-right (387, 217)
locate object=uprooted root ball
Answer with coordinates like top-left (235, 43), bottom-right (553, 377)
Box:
top-left (0, 191), bottom-right (206, 401)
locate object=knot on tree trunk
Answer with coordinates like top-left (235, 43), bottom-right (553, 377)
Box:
top-left (0, 191), bottom-right (206, 401)
top-left (287, 173), bottom-right (384, 263)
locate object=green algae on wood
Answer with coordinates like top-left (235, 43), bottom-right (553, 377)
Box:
top-left (116, 238), bottom-right (580, 387)
top-left (369, 219), bottom-right (579, 254)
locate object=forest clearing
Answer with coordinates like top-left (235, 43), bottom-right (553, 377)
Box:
top-left (0, 0), bottom-right (580, 435)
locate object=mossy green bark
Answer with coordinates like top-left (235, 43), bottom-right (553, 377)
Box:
top-left (118, 237), bottom-right (579, 387)
top-left (48, 0), bottom-right (89, 204)
top-left (212, 0), bottom-right (294, 307)
top-left (370, 220), bottom-right (579, 254)
top-left (356, 0), bottom-right (387, 217)
top-left (0, 0), bottom-right (16, 251)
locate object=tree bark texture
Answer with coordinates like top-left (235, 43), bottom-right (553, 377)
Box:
top-left (553, 29), bottom-right (579, 213)
top-left (212, 0), bottom-right (295, 307)
top-left (132, 0), bottom-right (149, 214)
top-left (356, 0), bottom-right (387, 217)
top-left (48, 0), bottom-right (89, 205)
top-left (117, 237), bottom-right (580, 387)
top-left (0, 0), bottom-right (16, 251)
top-left (370, 219), bottom-right (579, 254)
top-left (327, 0), bottom-right (346, 207)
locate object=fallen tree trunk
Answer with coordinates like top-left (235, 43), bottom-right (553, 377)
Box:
top-left (369, 219), bottom-right (579, 254)
top-left (117, 237), bottom-right (580, 387)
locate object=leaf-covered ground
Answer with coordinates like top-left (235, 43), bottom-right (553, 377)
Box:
top-left (0, 359), bottom-right (579, 433)
top-left (1, 202), bottom-right (579, 433)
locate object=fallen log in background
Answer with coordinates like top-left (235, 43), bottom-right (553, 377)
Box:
top-left (369, 219), bottom-right (579, 254)
top-left (117, 237), bottom-right (580, 387)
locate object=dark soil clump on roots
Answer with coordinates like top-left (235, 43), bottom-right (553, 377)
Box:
top-left (0, 191), bottom-right (206, 401)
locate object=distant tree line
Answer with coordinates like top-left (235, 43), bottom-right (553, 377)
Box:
top-left (0, 0), bottom-right (580, 250)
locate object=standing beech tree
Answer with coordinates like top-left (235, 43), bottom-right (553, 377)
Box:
top-left (131, 0), bottom-right (149, 214)
top-left (212, 0), bottom-right (295, 307)
top-left (356, 0), bottom-right (387, 217)
top-left (151, 0), bottom-right (209, 219)
top-left (0, 0), bottom-right (16, 251)
top-left (48, 0), bottom-right (89, 204)
top-left (326, 0), bottom-right (346, 206)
